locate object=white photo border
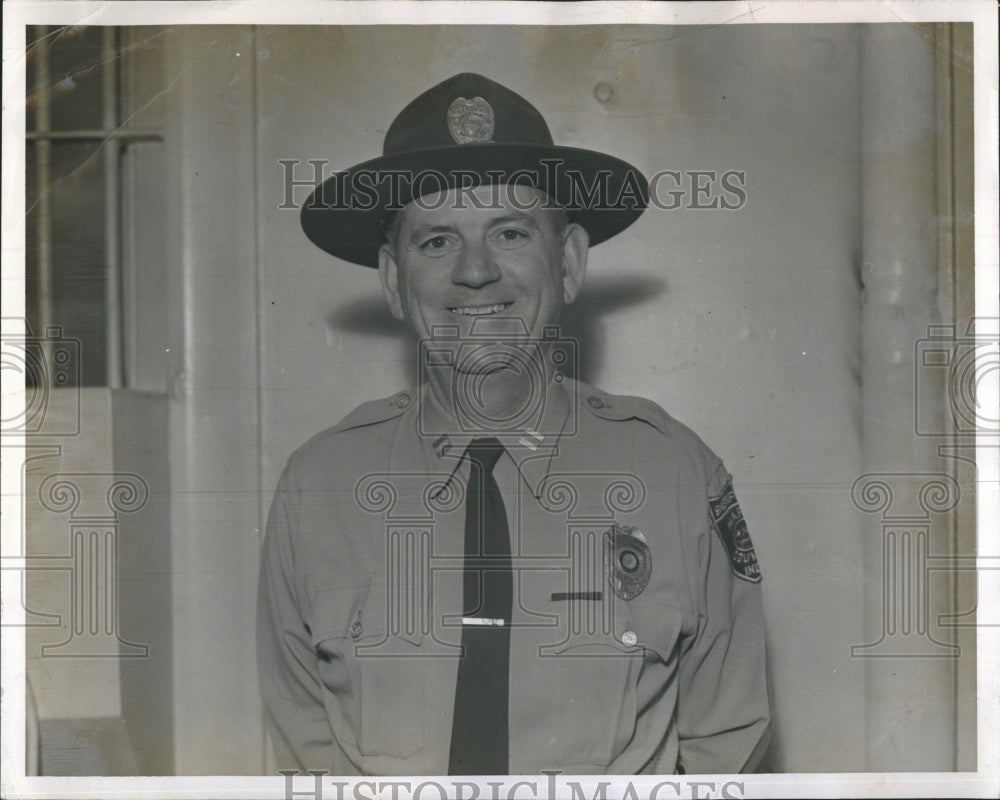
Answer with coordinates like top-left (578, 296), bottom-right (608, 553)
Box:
top-left (2, 2), bottom-right (997, 798)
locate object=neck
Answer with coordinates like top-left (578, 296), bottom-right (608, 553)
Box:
top-left (426, 362), bottom-right (552, 434)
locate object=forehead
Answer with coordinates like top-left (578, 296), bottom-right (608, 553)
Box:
top-left (396, 183), bottom-right (554, 229)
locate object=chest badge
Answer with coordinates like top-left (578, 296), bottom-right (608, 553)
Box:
top-left (604, 524), bottom-right (652, 600)
top-left (447, 96), bottom-right (495, 144)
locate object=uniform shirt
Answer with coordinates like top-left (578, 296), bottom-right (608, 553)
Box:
top-left (257, 376), bottom-right (771, 775)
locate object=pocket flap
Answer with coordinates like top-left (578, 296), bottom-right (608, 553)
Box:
top-left (543, 598), bottom-right (683, 660)
top-left (358, 581), bottom-right (425, 646)
top-left (309, 580), bottom-right (375, 645)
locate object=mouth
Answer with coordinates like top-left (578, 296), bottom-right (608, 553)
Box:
top-left (448, 302), bottom-right (513, 317)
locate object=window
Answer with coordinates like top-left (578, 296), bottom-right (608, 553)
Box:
top-left (25, 26), bottom-right (165, 389)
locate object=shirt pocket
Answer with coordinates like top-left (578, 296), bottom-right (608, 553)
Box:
top-left (535, 598), bottom-right (684, 768)
top-left (355, 580), bottom-right (434, 759)
top-left (310, 580), bottom-right (429, 760)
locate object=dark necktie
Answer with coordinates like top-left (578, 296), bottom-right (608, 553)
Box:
top-left (448, 437), bottom-right (511, 775)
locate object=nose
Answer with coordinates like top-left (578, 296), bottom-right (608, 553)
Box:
top-left (452, 239), bottom-right (501, 288)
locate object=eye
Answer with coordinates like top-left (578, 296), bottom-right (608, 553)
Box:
top-left (493, 227), bottom-right (530, 248)
top-left (419, 235), bottom-right (455, 254)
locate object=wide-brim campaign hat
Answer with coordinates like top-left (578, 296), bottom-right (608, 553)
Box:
top-left (301, 73), bottom-right (649, 267)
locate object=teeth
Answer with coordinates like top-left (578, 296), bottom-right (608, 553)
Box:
top-left (450, 303), bottom-right (511, 316)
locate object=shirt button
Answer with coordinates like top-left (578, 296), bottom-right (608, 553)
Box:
top-left (587, 395), bottom-right (605, 409)
top-left (350, 621), bottom-right (363, 639)
top-left (621, 630), bottom-right (638, 647)
top-left (394, 393), bottom-right (410, 408)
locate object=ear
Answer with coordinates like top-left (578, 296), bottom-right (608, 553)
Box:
top-left (560, 222), bottom-right (589, 304)
top-left (377, 243), bottom-right (405, 321)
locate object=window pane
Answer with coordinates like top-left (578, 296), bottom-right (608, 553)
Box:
top-left (48, 26), bottom-right (107, 132)
top-left (25, 141), bottom-right (108, 386)
top-left (25, 27), bottom-right (42, 131)
top-left (25, 141), bottom-right (38, 335)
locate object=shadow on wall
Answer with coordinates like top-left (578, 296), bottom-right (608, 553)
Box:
top-left (325, 272), bottom-right (668, 386)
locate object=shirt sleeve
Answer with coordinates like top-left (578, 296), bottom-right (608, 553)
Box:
top-left (256, 465), bottom-right (338, 771)
top-left (675, 462), bottom-right (772, 774)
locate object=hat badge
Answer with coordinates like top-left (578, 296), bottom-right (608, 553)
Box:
top-left (447, 96), bottom-right (495, 145)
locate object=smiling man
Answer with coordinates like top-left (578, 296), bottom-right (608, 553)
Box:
top-left (257, 73), bottom-right (771, 777)
top-left (379, 182), bottom-right (587, 435)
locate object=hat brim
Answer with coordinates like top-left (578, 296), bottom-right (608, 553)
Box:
top-left (300, 144), bottom-right (648, 267)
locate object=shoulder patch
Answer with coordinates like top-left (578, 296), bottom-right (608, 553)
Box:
top-left (331, 390), bottom-right (412, 434)
top-left (708, 480), bottom-right (761, 583)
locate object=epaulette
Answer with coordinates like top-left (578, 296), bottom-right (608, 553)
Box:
top-left (330, 389), bottom-right (415, 434)
top-left (580, 386), bottom-right (672, 435)
top-left (577, 382), bottom-right (710, 458)
top-left (577, 383), bottom-right (719, 463)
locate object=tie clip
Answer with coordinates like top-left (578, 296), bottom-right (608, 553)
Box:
top-left (518, 430), bottom-right (544, 451)
top-left (462, 617), bottom-right (506, 626)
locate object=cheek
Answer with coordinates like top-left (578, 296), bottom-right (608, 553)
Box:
top-left (515, 246), bottom-right (564, 297)
top-left (399, 271), bottom-right (445, 316)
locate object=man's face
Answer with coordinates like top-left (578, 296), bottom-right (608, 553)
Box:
top-left (377, 184), bottom-right (588, 356)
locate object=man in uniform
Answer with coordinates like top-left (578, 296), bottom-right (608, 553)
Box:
top-left (257, 73), bottom-right (771, 776)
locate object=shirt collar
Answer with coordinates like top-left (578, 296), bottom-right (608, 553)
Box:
top-left (414, 373), bottom-right (573, 499)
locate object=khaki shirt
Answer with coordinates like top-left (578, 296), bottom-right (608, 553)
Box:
top-left (257, 377), bottom-right (770, 775)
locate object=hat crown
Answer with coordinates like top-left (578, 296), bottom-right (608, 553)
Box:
top-left (383, 73), bottom-right (554, 155)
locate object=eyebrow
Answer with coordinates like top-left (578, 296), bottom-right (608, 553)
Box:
top-left (488, 212), bottom-right (542, 229)
top-left (407, 213), bottom-right (541, 242)
top-left (408, 224), bottom-right (455, 241)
